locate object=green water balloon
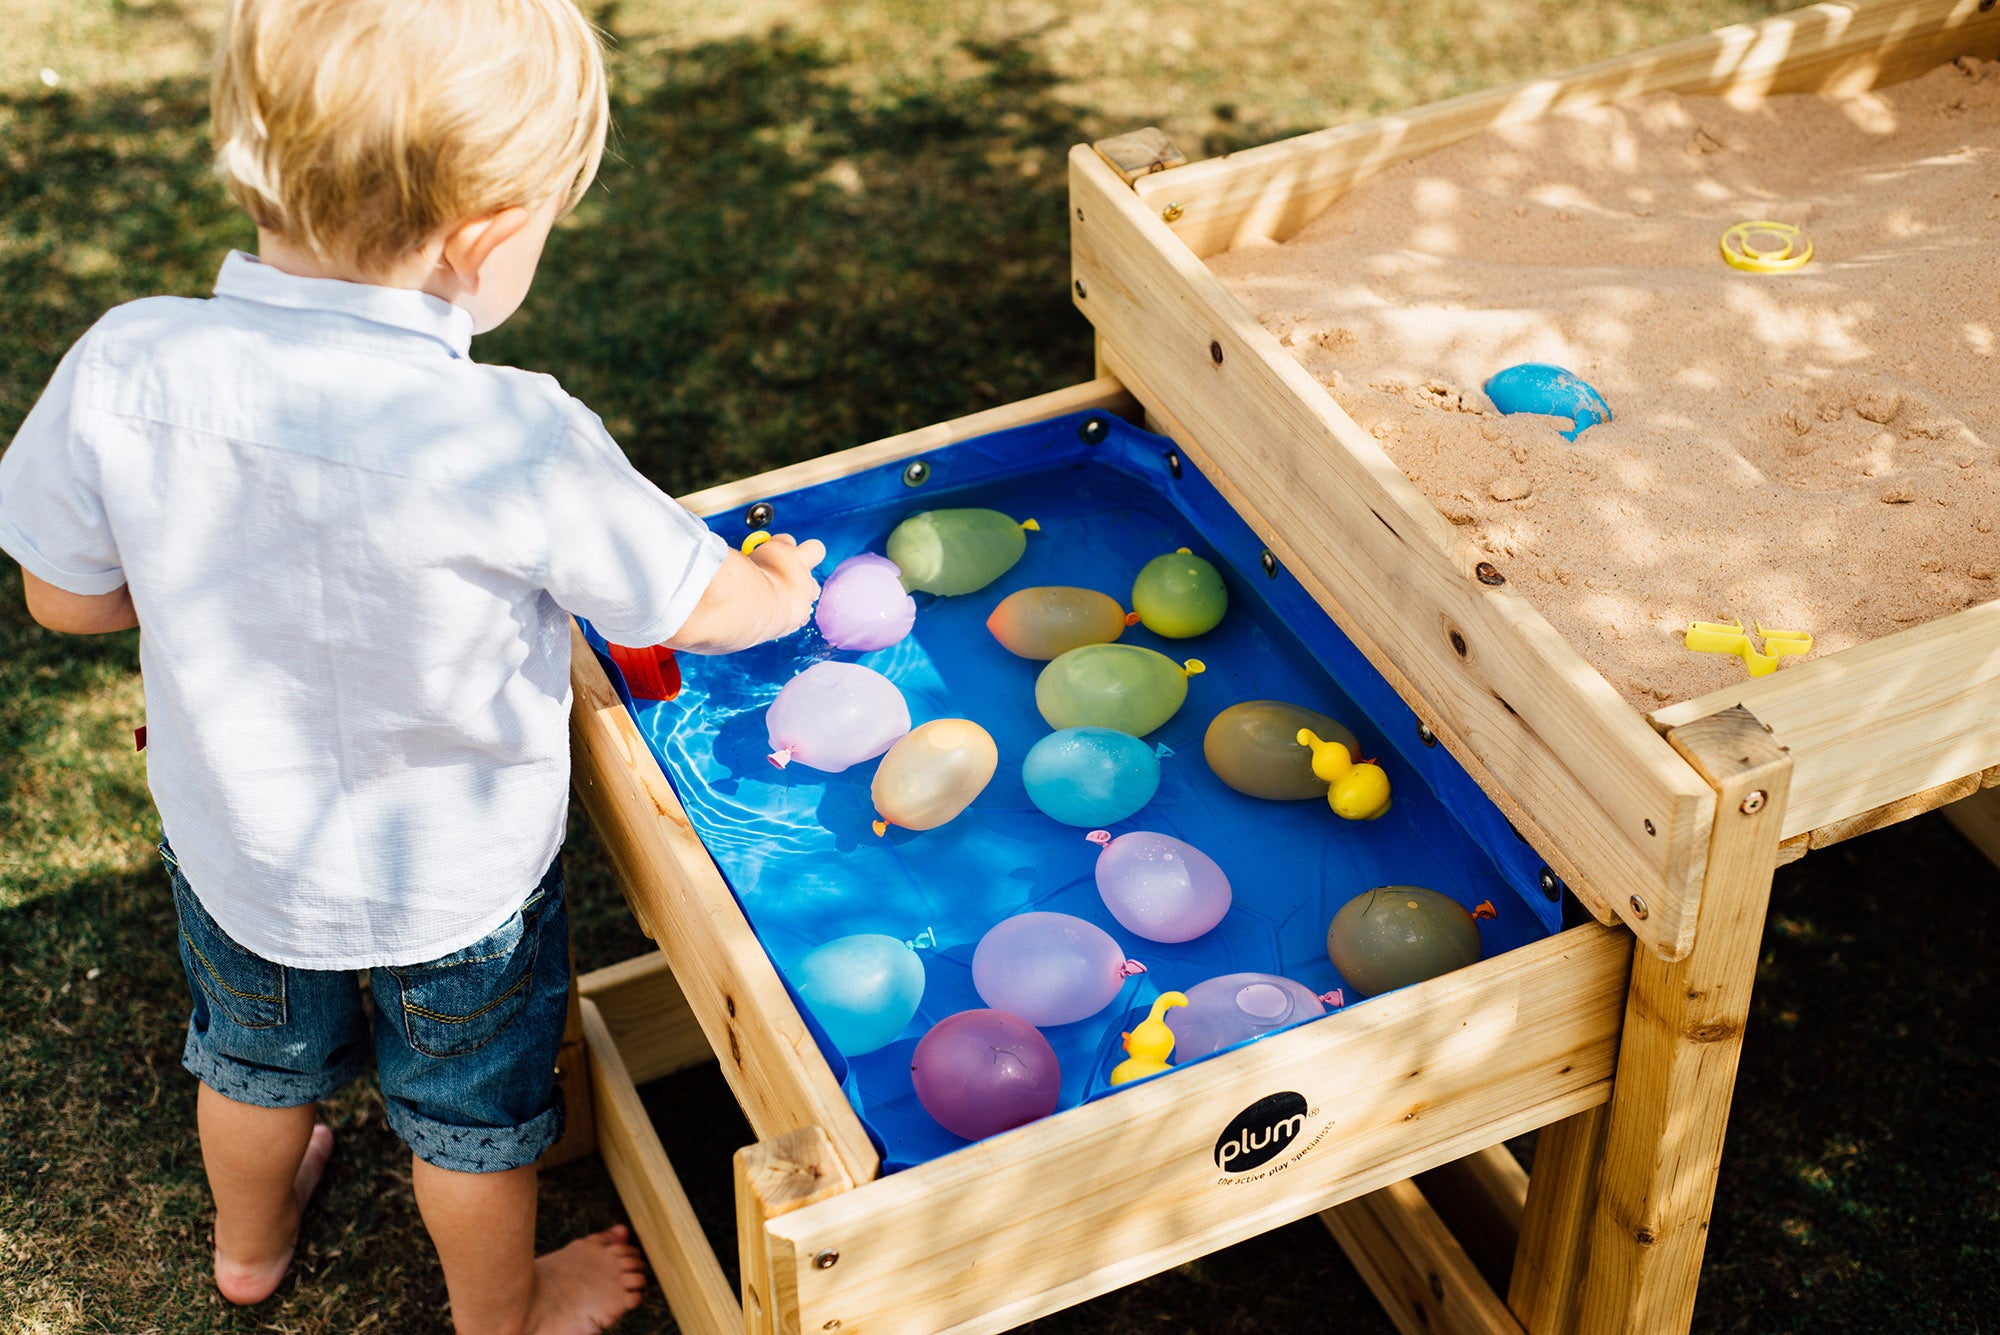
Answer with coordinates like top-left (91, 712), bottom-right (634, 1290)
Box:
top-left (886, 508), bottom-right (1038, 596)
top-left (1203, 700), bottom-right (1360, 800)
top-left (1131, 547), bottom-right (1228, 638)
top-left (1326, 885), bottom-right (1484, 997)
top-left (1035, 643), bottom-right (1204, 737)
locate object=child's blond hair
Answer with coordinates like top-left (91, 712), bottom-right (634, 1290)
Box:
top-left (212, 0), bottom-right (608, 276)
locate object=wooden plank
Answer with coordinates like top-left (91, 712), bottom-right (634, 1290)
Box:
top-left (1414, 1144), bottom-right (1530, 1297)
top-left (735, 1128), bottom-right (855, 1335)
top-left (1073, 152), bottom-right (1714, 960)
top-left (580, 998), bottom-right (743, 1335)
top-left (578, 952), bottom-right (716, 1086)
top-left (1508, 1105), bottom-right (1610, 1335)
top-left (677, 377), bottom-right (1137, 520)
top-left (1651, 600), bottom-right (2000, 840)
top-left (1091, 127), bottom-right (1190, 184)
top-left (1581, 707), bottom-right (1792, 1334)
top-left (1944, 783), bottom-right (2000, 870)
top-left (763, 925), bottom-right (1629, 1335)
top-left (1135, 0), bottom-right (2000, 257)
top-left (569, 625), bottom-right (881, 1184)
top-left (1322, 1178), bottom-right (1525, 1335)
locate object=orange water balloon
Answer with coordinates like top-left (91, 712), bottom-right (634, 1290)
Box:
top-left (987, 586), bottom-right (1134, 660)
top-left (871, 719), bottom-right (999, 834)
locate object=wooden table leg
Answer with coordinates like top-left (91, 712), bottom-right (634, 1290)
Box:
top-left (541, 943), bottom-right (598, 1168)
top-left (1578, 706), bottom-right (1792, 1332)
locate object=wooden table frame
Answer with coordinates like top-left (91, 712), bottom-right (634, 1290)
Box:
top-left (555, 4), bottom-right (2000, 1331)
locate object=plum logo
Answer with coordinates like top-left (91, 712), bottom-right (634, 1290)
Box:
top-left (1214, 1092), bottom-right (1310, 1173)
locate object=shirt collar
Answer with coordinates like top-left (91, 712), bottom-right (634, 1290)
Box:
top-left (213, 251), bottom-right (475, 358)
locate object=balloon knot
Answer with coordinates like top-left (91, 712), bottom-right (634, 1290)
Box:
top-left (1123, 611), bottom-right (1141, 626)
top-left (1473, 899), bottom-right (1498, 919)
top-left (1116, 960), bottom-right (1147, 978)
top-left (768, 747), bottom-right (793, 769)
top-left (1176, 547), bottom-right (1191, 555)
top-left (1085, 829), bottom-right (1112, 846)
top-left (1021, 517), bottom-right (1041, 532)
top-left (1154, 743), bottom-right (1174, 759)
top-left (1321, 989), bottom-right (1346, 1009)
top-left (1183, 659), bottom-right (1206, 677)
top-left (872, 820), bottom-right (888, 837)
top-left (905, 926), bottom-right (938, 950)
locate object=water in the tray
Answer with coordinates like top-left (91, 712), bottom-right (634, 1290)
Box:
top-left (598, 412), bottom-right (1558, 1171)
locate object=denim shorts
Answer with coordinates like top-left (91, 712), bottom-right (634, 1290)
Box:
top-left (167, 843), bottom-right (571, 1173)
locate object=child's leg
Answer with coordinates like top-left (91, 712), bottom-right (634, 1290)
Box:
top-left (411, 1157), bottom-right (644, 1335)
top-left (197, 1086), bottom-right (336, 1304)
top-left (167, 842), bottom-right (369, 1304)
top-left (374, 858), bottom-right (646, 1333)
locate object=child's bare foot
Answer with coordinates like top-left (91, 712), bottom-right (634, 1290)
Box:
top-left (214, 1122), bottom-right (334, 1305)
top-left (525, 1225), bottom-right (647, 1334)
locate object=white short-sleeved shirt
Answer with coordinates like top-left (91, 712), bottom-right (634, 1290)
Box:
top-left (0, 252), bottom-right (729, 968)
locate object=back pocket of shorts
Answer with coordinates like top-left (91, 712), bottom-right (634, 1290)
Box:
top-left (173, 880), bottom-right (287, 1029)
top-left (386, 907), bottom-right (540, 1059)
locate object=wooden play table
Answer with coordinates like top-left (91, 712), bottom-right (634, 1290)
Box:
top-left (553, 3), bottom-right (2000, 1331)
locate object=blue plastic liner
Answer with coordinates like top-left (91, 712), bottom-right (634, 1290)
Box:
top-left (584, 411), bottom-right (1559, 1172)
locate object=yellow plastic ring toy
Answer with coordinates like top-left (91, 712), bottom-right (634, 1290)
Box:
top-left (1720, 221), bottom-right (1813, 273)
top-left (741, 530), bottom-right (771, 555)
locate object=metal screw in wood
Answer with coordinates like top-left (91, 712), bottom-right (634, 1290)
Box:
top-left (1417, 723), bottom-right (1437, 747)
top-left (1475, 561), bottom-right (1505, 586)
top-left (1259, 549), bottom-right (1278, 578)
top-left (1629, 894), bottom-right (1650, 920)
top-left (1161, 202), bottom-right (1184, 222)
top-left (745, 502), bottom-right (773, 528)
top-left (902, 460), bottom-right (931, 487)
top-left (1740, 790), bottom-right (1767, 814)
top-left (814, 1250), bottom-right (840, 1269)
top-left (1164, 451), bottom-right (1182, 479)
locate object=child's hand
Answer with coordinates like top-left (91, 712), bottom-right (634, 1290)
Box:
top-left (668, 533), bottom-right (825, 653)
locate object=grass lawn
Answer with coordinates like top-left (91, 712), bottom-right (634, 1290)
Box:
top-left (3, 1), bottom-right (1996, 1331)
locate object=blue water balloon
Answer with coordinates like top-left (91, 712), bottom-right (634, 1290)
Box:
top-left (1482, 363), bottom-right (1611, 441)
top-left (1022, 727), bottom-right (1162, 827)
top-left (792, 934), bottom-right (926, 1056)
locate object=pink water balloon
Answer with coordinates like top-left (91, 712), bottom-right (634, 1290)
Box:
top-left (1086, 829), bottom-right (1232, 943)
top-left (766, 661), bottom-right (911, 771)
top-left (1164, 972), bottom-right (1333, 1061)
top-left (910, 1009), bottom-right (1062, 1141)
top-left (814, 554), bottom-right (917, 651)
top-left (971, 911), bottom-right (1143, 1027)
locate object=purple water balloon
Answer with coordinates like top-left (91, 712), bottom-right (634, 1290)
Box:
top-left (910, 1009), bottom-right (1062, 1141)
top-left (971, 911), bottom-right (1142, 1027)
top-left (814, 553), bottom-right (917, 651)
top-left (1088, 829), bottom-right (1232, 943)
top-left (1165, 972), bottom-right (1330, 1061)
top-left (766, 661), bottom-right (911, 771)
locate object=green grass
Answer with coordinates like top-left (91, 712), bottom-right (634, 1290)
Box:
top-left (4, 1), bottom-right (1995, 1331)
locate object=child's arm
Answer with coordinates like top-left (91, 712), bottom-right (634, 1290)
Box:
top-left (20, 568), bottom-right (137, 634)
top-left (666, 534), bottom-right (825, 654)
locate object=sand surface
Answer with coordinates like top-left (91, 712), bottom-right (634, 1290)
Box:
top-left (1209, 57), bottom-right (2000, 710)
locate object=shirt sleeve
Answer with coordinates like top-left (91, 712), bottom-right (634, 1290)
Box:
top-left (0, 333), bottom-right (127, 595)
top-left (541, 401), bottom-right (729, 646)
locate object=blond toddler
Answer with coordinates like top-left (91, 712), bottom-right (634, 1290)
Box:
top-left (0, 1), bottom-right (823, 1329)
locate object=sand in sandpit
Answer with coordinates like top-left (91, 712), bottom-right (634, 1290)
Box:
top-left (1209, 57), bottom-right (2000, 711)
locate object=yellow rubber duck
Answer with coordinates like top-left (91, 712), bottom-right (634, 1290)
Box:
top-left (1109, 992), bottom-right (1189, 1086)
top-left (1297, 728), bottom-right (1392, 821)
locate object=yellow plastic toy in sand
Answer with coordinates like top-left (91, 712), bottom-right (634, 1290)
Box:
top-left (1685, 618), bottom-right (1813, 677)
top-left (1720, 221), bottom-right (1814, 274)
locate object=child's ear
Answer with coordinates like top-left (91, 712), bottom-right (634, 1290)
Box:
top-left (434, 206), bottom-right (532, 296)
